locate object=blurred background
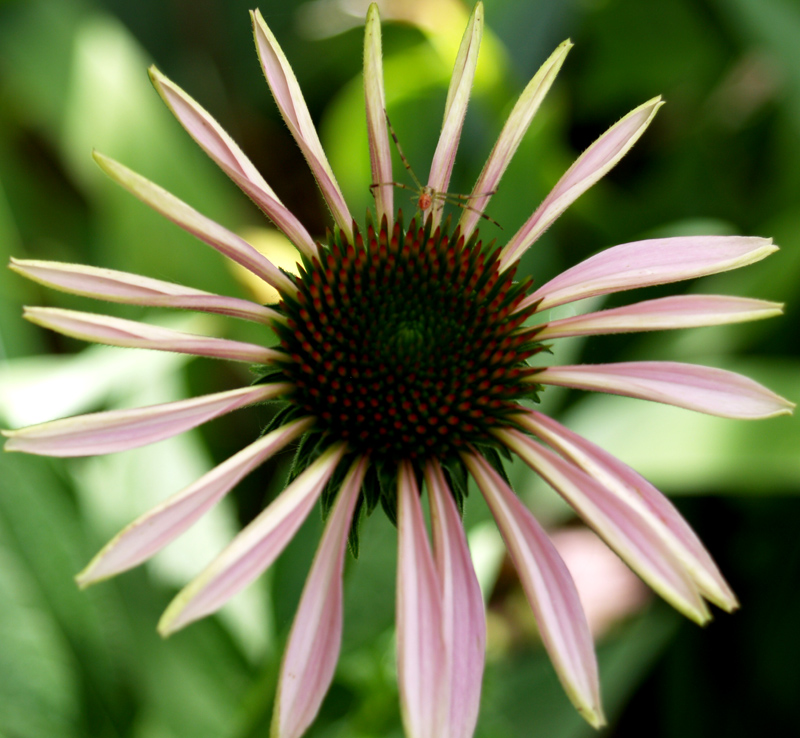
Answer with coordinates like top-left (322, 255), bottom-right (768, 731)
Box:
top-left (1, 0), bottom-right (798, 736)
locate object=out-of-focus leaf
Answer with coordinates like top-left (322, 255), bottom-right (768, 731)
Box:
top-left (0, 540), bottom-right (79, 738)
top-left (477, 608), bottom-right (679, 737)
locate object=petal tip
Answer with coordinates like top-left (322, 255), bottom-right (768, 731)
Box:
top-left (74, 571), bottom-right (95, 590)
top-left (580, 705), bottom-right (607, 730)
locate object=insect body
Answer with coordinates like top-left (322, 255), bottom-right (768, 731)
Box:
top-left (370, 111), bottom-right (502, 229)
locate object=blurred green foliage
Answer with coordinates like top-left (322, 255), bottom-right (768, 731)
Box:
top-left (0, 0), bottom-right (798, 736)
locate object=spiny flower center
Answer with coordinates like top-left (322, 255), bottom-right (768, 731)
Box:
top-left (273, 214), bottom-right (542, 461)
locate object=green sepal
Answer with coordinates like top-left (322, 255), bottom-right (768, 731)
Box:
top-left (377, 460), bottom-right (400, 527)
top-left (440, 456), bottom-right (469, 515)
top-left (347, 492), bottom-right (365, 558)
top-left (287, 430), bottom-right (328, 484)
top-left (361, 463), bottom-right (383, 516)
top-left (319, 453), bottom-right (352, 521)
top-left (475, 443), bottom-right (512, 489)
top-left (250, 365), bottom-right (289, 386)
top-left (257, 402), bottom-right (304, 438)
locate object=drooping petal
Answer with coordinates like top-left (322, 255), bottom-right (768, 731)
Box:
top-left (363, 2), bottom-right (393, 228)
top-left (23, 307), bottom-right (282, 364)
top-left (458, 39), bottom-right (572, 239)
top-left (147, 68), bottom-right (318, 257)
top-left (272, 456), bottom-right (368, 738)
top-left (533, 294), bottom-right (783, 340)
top-left (463, 451), bottom-right (604, 728)
top-left (2, 383), bottom-right (291, 457)
top-left (516, 410), bottom-right (738, 611)
top-left (522, 235), bottom-right (777, 313)
top-left (494, 430), bottom-right (711, 625)
top-left (94, 152), bottom-right (299, 293)
top-left (532, 361), bottom-right (795, 419)
top-left (397, 461), bottom-right (447, 738)
top-left (252, 10), bottom-right (353, 241)
top-left (75, 417), bottom-right (313, 586)
top-left (425, 460), bottom-right (485, 738)
top-left (9, 258), bottom-right (280, 325)
top-left (158, 442), bottom-right (347, 635)
top-left (500, 97), bottom-right (663, 268)
top-left (426, 1), bottom-right (483, 227)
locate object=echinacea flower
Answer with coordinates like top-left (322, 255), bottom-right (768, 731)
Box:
top-left (3, 4), bottom-right (794, 737)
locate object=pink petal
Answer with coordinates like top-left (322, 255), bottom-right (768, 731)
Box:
top-left (93, 152), bottom-right (299, 293)
top-left (158, 442), bottom-right (347, 635)
top-left (523, 235), bottom-right (777, 313)
top-left (9, 258), bottom-right (280, 324)
top-left (2, 383), bottom-right (290, 457)
top-left (463, 451), bottom-right (604, 728)
top-left (23, 306), bottom-right (282, 364)
top-left (147, 68), bottom-right (318, 257)
top-left (459, 39), bottom-right (572, 240)
top-left (496, 430), bottom-right (711, 624)
top-left (272, 456), bottom-right (368, 738)
top-left (426, 2), bottom-right (483, 228)
top-left (501, 97), bottom-right (663, 268)
top-left (75, 417), bottom-right (313, 586)
top-left (534, 294), bottom-right (783, 339)
top-left (397, 461), bottom-right (447, 738)
top-left (363, 3), bottom-right (393, 227)
top-left (532, 361), bottom-right (795, 419)
top-left (425, 460), bottom-right (485, 738)
top-left (517, 410), bottom-right (738, 611)
top-left (252, 10), bottom-right (353, 242)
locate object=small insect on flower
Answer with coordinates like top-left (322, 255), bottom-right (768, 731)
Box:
top-left (371, 110), bottom-right (503, 228)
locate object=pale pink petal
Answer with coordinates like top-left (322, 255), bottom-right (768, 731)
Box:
top-left (147, 68), bottom-right (317, 257)
top-left (75, 417), bottom-right (313, 586)
top-left (273, 456), bottom-right (368, 738)
top-left (9, 258), bottom-right (280, 324)
top-left (495, 430), bottom-right (710, 625)
top-left (458, 39), bottom-right (572, 239)
top-left (426, 2), bottom-right (483, 227)
top-left (522, 235), bottom-right (777, 313)
top-left (363, 3), bottom-right (393, 227)
top-left (517, 410), bottom-right (738, 611)
top-left (2, 383), bottom-right (290, 457)
top-left (252, 10), bottom-right (353, 241)
top-left (158, 442), bottom-right (347, 635)
top-left (463, 451), bottom-right (604, 728)
top-left (93, 152), bottom-right (299, 292)
top-left (532, 361), bottom-right (795, 419)
top-left (534, 294), bottom-right (783, 339)
top-left (397, 460), bottom-right (447, 738)
top-left (23, 306), bottom-right (282, 364)
top-left (425, 460), bottom-right (485, 738)
top-left (500, 97), bottom-right (663, 268)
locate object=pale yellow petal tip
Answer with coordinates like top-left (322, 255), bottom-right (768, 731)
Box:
top-left (691, 607), bottom-right (714, 628)
top-left (156, 609), bottom-right (183, 639)
top-left (147, 64), bottom-right (165, 83)
top-left (2, 430), bottom-right (21, 452)
top-left (579, 704), bottom-right (607, 730)
top-left (74, 567), bottom-right (101, 590)
top-left (92, 149), bottom-right (113, 172)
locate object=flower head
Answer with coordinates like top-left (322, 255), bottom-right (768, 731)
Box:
top-left (3, 4), bottom-right (793, 737)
